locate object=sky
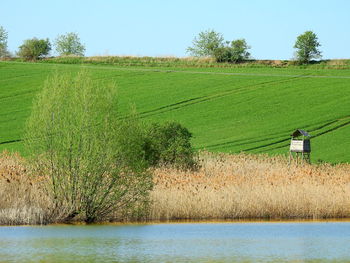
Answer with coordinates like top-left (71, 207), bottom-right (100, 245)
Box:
top-left (2, 0), bottom-right (350, 59)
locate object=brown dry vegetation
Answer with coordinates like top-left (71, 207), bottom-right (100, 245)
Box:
top-left (0, 152), bottom-right (50, 225)
top-left (150, 152), bottom-right (350, 220)
top-left (1, 151), bottom-right (350, 225)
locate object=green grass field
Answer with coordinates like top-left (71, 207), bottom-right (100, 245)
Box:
top-left (1, 61), bottom-right (350, 163)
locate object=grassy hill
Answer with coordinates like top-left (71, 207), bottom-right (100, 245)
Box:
top-left (1, 60), bottom-right (350, 163)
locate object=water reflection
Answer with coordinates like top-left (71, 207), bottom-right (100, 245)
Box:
top-left (0, 222), bottom-right (350, 262)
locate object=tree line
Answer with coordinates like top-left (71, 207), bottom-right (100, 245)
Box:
top-left (187, 29), bottom-right (322, 64)
top-left (0, 27), bottom-right (85, 60)
top-left (0, 25), bottom-right (322, 64)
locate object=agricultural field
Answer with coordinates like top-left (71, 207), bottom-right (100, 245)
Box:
top-left (0, 61), bottom-right (350, 163)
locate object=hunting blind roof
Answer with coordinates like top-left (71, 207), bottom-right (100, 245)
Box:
top-left (291, 129), bottom-right (311, 138)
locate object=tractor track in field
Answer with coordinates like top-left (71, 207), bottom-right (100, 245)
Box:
top-left (0, 89), bottom-right (38, 101)
top-left (0, 75), bottom-right (341, 147)
top-left (137, 75), bottom-right (304, 118)
top-left (0, 74), bottom-right (41, 82)
top-left (1, 62), bottom-right (350, 151)
top-left (2, 117), bottom-right (349, 149)
top-left (0, 70), bottom-right (52, 82)
top-left (118, 68), bottom-right (350, 79)
top-left (43, 63), bottom-right (350, 79)
top-left (203, 119), bottom-right (340, 150)
top-left (203, 117), bottom-right (350, 153)
top-left (202, 134), bottom-right (287, 150)
top-left (0, 139), bottom-right (22, 146)
top-left (248, 117), bottom-right (350, 153)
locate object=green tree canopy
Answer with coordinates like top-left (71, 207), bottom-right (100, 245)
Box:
top-left (54, 32), bottom-right (85, 56)
top-left (25, 72), bottom-right (153, 223)
top-left (294, 31), bottom-right (321, 63)
top-left (187, 29), bottom-right (224, 57)
top-left (0, 25), bottom-right (9, 57)
top-left (213, 38), bottom-right (251, 63)
top-left (230, 39), bottom-right (251, 62)
top-left (17, 38), bottom-right (51, 60)
top-left (143, 122), bottom-right (196, 169)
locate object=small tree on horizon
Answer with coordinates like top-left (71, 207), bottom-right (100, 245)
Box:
top-left (294, 31), bottom-right (321, 63)
top-left (230, 39), bottom-right (251, 62)
top-left (187, 29), bottom-right (224, 57)
top-left (17, 38), bottom-right (51, 60)
top-left (0, 25), bottom-right (10, 58)
top-left (54, 32), bottom-right (85, 56)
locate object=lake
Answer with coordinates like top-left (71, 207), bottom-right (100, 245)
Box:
top-left (1, 221), bottom-right (350, 262)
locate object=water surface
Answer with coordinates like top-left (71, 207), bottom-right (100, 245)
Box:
top-left (1, 222), bottom-right (350, 262)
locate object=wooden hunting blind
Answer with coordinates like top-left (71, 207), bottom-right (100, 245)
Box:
top-left (289, 129), bottom-right (311, 164)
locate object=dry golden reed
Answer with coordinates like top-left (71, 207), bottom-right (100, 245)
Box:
top-left (1, 151), bottom-right (350, 224)
top-left (149, 152), bottom-right (350, 220)
top-left (0, 151), bottom-right (51, 225)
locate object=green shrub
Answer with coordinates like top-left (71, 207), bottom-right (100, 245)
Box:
top-left (213, 47), bottom-right (233, 63)
top-left (213, 39), bottom-right (251, 63)
top-left (17, 38), bottom-right (51, 60)
top-left (143, 122), bottom-right (197, 169)
top-left (25, 71), bottom-right (153, 223)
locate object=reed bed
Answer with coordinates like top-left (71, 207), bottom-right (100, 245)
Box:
top-left (150, 152), bottom-right (350, 220)
top-left (1, 151), bottom-right (350, 224)
top-left (0, 152), bottom-right (50, 225)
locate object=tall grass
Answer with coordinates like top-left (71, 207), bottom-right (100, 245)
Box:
top-left (2, 151), bottom-right (350, 224)
top-left (0, 152), bottom-right (51, 225)
top-left (149, 152), bottom-right (350, 220)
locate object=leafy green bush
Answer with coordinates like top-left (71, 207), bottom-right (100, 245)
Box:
top-left (25, 72), bottom-right (153, 223)
top-left (213, 39), bottom-right (251, 63)
top-left (17, 38), bottom-right (51, 60)
top-left (213, 47), bottom-right (233, 63)
top-left (143, 122), bottom-right (197, 169)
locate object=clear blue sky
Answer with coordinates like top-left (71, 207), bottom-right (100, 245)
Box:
top-left (2, 0), bottom-right (349, 59)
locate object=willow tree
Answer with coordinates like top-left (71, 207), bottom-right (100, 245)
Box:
top-left (25, 72), bottom-right (152, 223)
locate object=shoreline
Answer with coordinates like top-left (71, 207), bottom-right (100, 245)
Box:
top-left (3, 218), bottom-right (350, 227)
